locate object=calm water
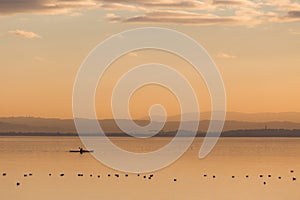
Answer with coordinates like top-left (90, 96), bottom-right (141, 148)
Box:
top-left (0, 137), bottom-right (300, 200)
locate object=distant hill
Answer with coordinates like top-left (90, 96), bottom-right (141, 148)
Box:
top-left (1, 129), bottom-right (300, 137)
top-left (1, 113), bottom-right (300, 134)
top-left (165, 112), bottom-right (300, 122)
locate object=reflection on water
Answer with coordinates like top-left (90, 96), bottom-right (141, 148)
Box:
top-left (0, 137), bottom-right (300, 200)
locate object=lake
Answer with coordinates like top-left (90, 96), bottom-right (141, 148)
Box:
top-left (0, 136), bottom-right (300, 200)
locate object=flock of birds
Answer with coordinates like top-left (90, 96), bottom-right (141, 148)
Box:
top-left (203, 170), bottom-right (297, 185)
top-left (1, 169), bottom-right (297, 187)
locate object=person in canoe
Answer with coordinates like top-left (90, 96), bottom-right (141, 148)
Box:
top-left (69, 148), bottom-right (93, 153)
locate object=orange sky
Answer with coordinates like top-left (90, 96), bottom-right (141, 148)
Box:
top-left (0, 0), bottom-right (300, 119)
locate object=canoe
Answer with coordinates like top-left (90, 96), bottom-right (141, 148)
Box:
top-left (69, 150), bottom-right (94, 153)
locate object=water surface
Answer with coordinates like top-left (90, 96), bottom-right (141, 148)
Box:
top-left (0, 137), bottom-right (299, 200)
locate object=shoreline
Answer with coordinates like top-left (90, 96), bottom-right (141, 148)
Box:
top-left (1, 129), bottom-right (300, 137)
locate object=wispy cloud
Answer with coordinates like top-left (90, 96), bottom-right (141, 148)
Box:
top-left (212, 0), bottom-right (257, 7)
top-left (217, 52), bottom-right (237, 59)
top-left (128, 52), bottom-right (138, 57)
top-left (106, 10), bottom-right (241, 25)
top-left (1, 0), bottom-right (300, 27)
top-left (34, 56), bottom-right (45, 61)
top-left (99, 0), bottom-right (213, 10)
top-left (285, 10), bottom-right (300, 18)
top-left (262, 0), bottom-right (300, 11)
top-left (289, 28), bottom-right (300, 35)
top-left (104, 1), bottom-right (300, 26)
top-left (105, 13), bottom-right (122, 23)
top-left (0, 0), bottom-right (98, 16)
top-left (100, 3), bottom-right (144, 11)
top-left (275, 10), bottom-right (300, 23)
top-left (8, 30), bottom-right (41, 39)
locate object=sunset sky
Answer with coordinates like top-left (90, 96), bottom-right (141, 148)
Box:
top-left (0, 0), bottom-right (300, 119)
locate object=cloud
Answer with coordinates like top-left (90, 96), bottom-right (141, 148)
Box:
top-left (275, 10), bottom-right (300, 22)
top-left (128, 52), bottom-right (138, 57)
top-left (1, 0), bottom-right (300, 27)
top-left (217, 52), bottom-right (237, 59)
top-left (262, 0), bottom-right (300, 11)
top-left (107, 10), bottom-right (241, 25)
top-left (286, 10), bottom-right (300, 18)
top-left (34, 56), bottom-right (45, 61)
top-left (8, 30), bottom-right (41, 39)
top-left (99, 0), bottom-right (212, 10)
top-left (288, 29), bottom-right (300, 35)
top-left (100, 3), bottom-right (144, 11)
top-left (0, 0), bottom-right (252, 16)
top-left (212, 0), bottom-right (257, 7)
top-left (0, 0), bottom-right (98, 16)
top-left (105, 13), bottom-right (122, 23)
top-left (104, 1), bottom-right (300, 26)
